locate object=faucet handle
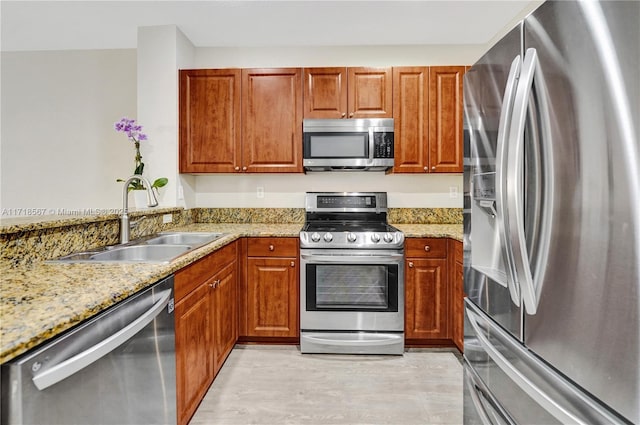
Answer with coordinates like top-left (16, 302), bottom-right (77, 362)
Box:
top-left (130, 215), bottom-right (147, 228)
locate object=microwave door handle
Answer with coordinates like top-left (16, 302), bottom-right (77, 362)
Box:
top-left (369, 127), bottom-right (375, 159)
top-left (495, 55), bottom-right (522, 306)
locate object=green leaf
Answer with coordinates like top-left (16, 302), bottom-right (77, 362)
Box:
top-left (134, 163), bottom-right (144, 175)
top-left (152, 178), bottom-right (168, 188)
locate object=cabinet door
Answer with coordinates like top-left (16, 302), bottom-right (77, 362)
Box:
top-left (213, 261), bottom-right (238, 376)
top-left (179, 69), bottom-right (241, 173)
top-left (405, 258), bottom-right (449, 340)
top-left (428, 66), bottom-right (465, 173)
top-left (392, 67), bottom-right (429, 173)
top-left (348, 67), bottom-right (393, 118)
top-left (175, 282), bottom-right (214, 425)
top-left (246, 257), bottom-right (299, 337)
top-left (303, 67), bottom-right (347, 119)
top-left (450, 239), bottom-right (464, 352)
top-left (241, 68), bottom-right (303, 173)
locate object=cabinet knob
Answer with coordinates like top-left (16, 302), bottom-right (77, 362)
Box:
top-left (349, 112), bottom-right (354, 118)
top-left (341, 113), bottom-right (346, 118)
top-left (431, 166), bottom-right (436, 170)
top-left (423, 166), bottom-right (428, 171)
top-left (234, 166), bottom-right (240, 171)
top-left (290, 261), bottom-right (295, 267)
top-left (424, 245), bottom-right (431, 252)
top-left (242, 166), bottom-right (247, 171)
top-left (408, 261), bottom-right (414, 268)
top-left (269, 244), bottom-right (275, 251)
top-left (209, 279), bottom-right (220, 289)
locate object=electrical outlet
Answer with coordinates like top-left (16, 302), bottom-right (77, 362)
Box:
top-left (177, 185), bottom-right (184, 200)
top-left (257, 186), bottom-right (264, 198)
top-left (449, 186), bottom-right (459, 198)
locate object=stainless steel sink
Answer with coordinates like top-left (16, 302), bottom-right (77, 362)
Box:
top-left (144, 232), bottom-right (224, 246)
top-left (49, 231), bottom-right (225, 263)
top-left (88, 245), bottom-right (192, 262)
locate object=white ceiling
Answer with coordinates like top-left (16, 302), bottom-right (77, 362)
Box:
top-left (1, 1), bottom-right (537, 52)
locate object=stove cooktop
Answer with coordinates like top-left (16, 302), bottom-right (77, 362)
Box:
top-left (300, 192), bottom-right (404, 249)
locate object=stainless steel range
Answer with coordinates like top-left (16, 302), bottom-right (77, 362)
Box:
top-left (299, 192), bottom-right (405, 355)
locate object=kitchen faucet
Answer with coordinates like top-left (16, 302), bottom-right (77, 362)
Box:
top-left (120, 175), bottom-right (158, 244)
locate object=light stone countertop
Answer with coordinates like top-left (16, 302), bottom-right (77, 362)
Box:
top-left (0, 222), bottom-right (461, 364)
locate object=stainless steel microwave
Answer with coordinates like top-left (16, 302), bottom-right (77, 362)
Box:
top-left (303, 118), bottom-right (394, 171)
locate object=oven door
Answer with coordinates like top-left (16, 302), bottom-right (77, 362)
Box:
top-left (300, 249), bottom-right (404, 332)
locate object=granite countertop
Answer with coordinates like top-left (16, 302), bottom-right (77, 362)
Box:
top-left (0, 222), bottom-right (462, 364)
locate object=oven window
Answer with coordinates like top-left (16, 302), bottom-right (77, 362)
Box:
top-left (306, 264), bottom-right (398, 312)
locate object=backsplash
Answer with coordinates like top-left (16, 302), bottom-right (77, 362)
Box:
top-left (0, 208), bottom-right (193, 267)
top-left (195, 208), bottom-right (305, 223)
top-left (0, 207), bottom-right (461, 267)
top-left (388, 208), bottom-right (462, 224)
top-left (195, 208), bottom-right (461, 225)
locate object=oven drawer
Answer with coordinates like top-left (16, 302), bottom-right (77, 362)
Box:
top-left (405, 238), bottom-right (448, 258)
top-left (247, 237), bottom-right (298, 257)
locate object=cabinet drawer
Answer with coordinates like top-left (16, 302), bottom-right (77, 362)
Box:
top-left (175, 242), bottom-right (237, 302)
top-left (247, 237), bottom-right (298, 257)
top-left (405, 238), bottom-right (448, 258)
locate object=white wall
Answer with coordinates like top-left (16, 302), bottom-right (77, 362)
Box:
top-left (0, 42), bottom-right (485, 214)
top-left (1, 49), bottom-right (137, 213)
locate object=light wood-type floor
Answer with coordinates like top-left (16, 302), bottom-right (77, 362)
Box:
top-left (190, 345), bottom-right (463, 425)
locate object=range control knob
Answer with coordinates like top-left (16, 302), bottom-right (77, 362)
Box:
top-left (311, 232), bottom-right (321, 242)
top-left (323, 233), bottom-right (333, 242)
top-left (347, 232), bottom-right (357, 243)
top-left (383, 233), bottom-right (394, 243)
top-left (371, 233), bottom-right (381, 243)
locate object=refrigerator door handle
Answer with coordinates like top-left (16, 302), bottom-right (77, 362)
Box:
top-left (466, 303), bottom-right (587, 425)
top-left (495, 55), bottom-right (523, 307)
top-left (505, 47), bottom-right (553, 315)
top-left (32, 289), bottom-right (173, 391)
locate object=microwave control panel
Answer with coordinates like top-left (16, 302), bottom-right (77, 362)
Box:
top-left (373, 132), bottom-right (394, 158)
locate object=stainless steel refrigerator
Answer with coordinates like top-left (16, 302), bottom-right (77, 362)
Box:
top-left (463, 1), bottom-right (639, 423)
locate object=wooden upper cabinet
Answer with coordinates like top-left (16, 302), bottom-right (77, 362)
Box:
top-left (392, 67), bottom-right (429, 173)
top-left (429, 66), bottom-right (465, 173)
top-left (179, 69), bottom-right (241, 173)
top-left (304, 67), bottom-right (392, 119)
top-left (303, 67), bottom-right (347, 119)
top-left (242, 68), bottom-right (303, 173)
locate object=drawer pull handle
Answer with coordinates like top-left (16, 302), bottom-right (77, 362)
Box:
top-left (424, 245), bottom-right (431, 252)
top-left (269, 245), bottom-right (275, 251)
top-left (290, 261), bottom-right (295, 267)
top-left (408, 261), bottom-right (414, 268)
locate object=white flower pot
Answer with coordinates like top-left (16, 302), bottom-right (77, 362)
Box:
top-left (132, 190), bottom-right (149, 209)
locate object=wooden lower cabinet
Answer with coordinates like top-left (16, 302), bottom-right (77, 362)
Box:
top-left (175, 282), bottom-right (213, 425)
top-left (450, 239), bottom-right (464, 352)
top-left (212, 261), bottom-right (238, 374)
top-left (174, 242), bottom-right (238, 425)
top-left (240, 237), bottom-right (299, 341)
top-left (405, 237), bottom-right (461, 347)
top-left (405, 257), bottom-right (449, 340)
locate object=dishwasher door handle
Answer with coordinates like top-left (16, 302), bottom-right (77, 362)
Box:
top-left (32, 289), bottom-right (172, 391)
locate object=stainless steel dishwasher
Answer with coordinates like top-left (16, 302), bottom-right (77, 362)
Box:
top-left (1, 275), bottom-right (176, 425)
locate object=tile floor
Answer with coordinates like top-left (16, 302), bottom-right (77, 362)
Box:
top-left (190, 345), bottom-right (463, 425)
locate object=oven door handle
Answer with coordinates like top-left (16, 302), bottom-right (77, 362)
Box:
top-left (300, 253), bottom-right (404, 264)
